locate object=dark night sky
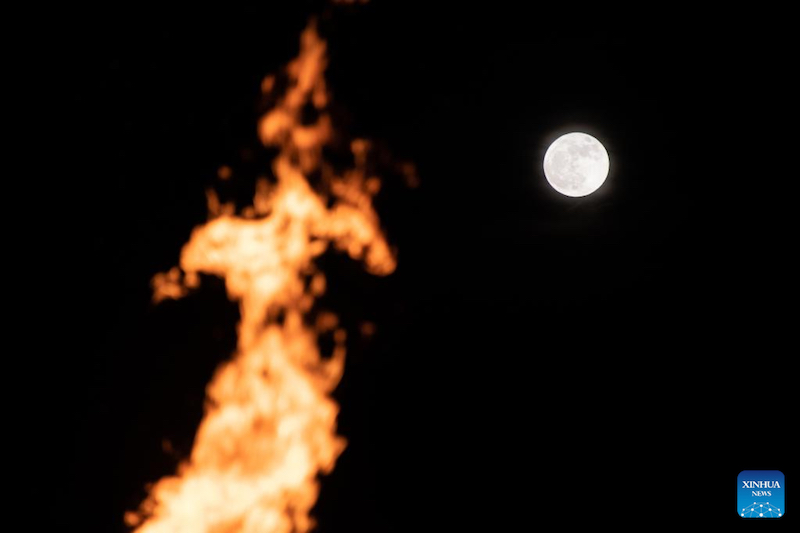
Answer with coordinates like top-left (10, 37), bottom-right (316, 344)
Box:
top-left (40, 3), bottom-right (795, 530)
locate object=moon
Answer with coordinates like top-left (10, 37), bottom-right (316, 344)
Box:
top-left (543, 132), bottom-right (610, 197)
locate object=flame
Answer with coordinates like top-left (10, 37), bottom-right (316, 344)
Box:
top-left (128, 20), bottom-right (398, 533)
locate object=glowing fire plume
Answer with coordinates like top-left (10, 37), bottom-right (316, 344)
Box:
top-left (127, 21), bottom-right (397, 533)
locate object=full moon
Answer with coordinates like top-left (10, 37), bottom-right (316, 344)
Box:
top-left (543, 132), bottom-right (610, 197)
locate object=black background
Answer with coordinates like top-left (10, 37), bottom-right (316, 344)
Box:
top-left (40, 3), bottom-right (795, 530)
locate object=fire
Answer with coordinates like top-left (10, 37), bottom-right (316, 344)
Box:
top-left (128, 20), bottom-right (400, 533)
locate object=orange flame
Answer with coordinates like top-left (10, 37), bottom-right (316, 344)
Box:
top-left (128, 20), bottom-right (397, 532)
